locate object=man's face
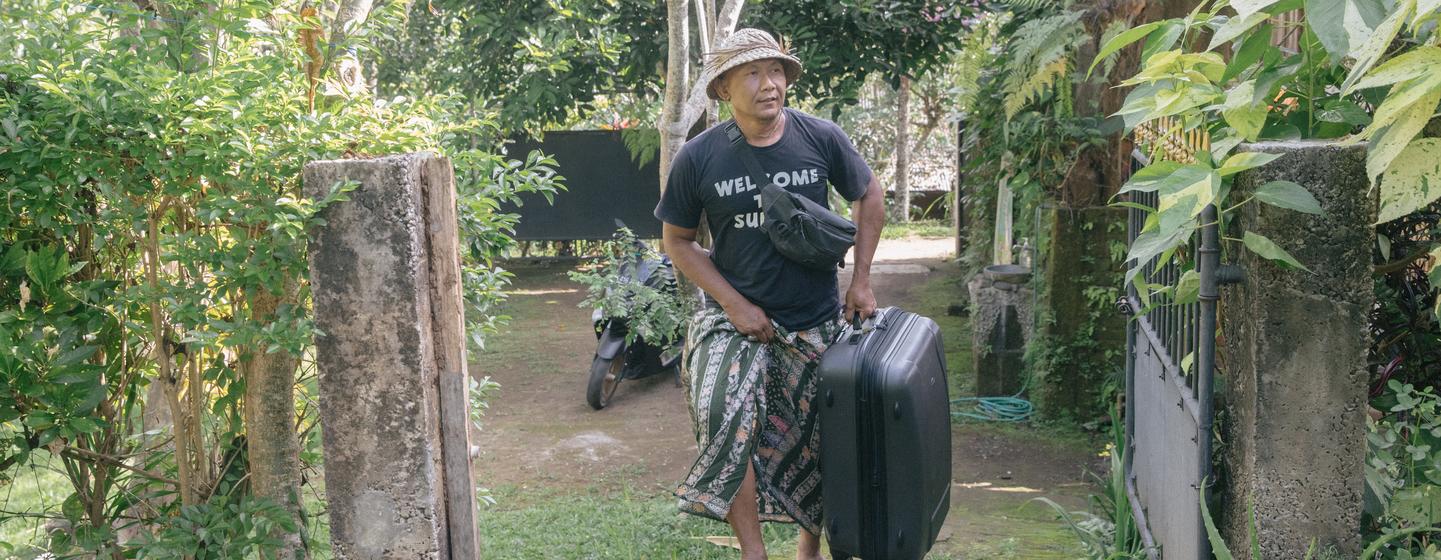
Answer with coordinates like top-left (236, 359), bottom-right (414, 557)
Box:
top-left (717, 59), bottom-right (788, 121)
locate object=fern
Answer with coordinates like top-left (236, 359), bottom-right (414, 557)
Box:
top-left (1005, 58), bottom-right (1068, 118)
top-left (998, 0), bottom-right (1067, 10)
top-left (1093, 20), bottom-right (1130, 80)
top-left (999, 11), bottom-right (1086, 119)
top-left (620, 127), bottom-right (660, 169)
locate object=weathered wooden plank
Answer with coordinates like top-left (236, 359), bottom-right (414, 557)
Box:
top-left (422, 156), bottom-right (481, 560)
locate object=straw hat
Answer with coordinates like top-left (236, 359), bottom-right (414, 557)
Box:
top-left (701, 28), bottom-right (803, 101)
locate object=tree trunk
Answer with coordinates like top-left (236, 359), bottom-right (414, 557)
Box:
top-left (895, 76), bottom-right (912, 223)
top-left (659, 0), bottom-right (691, 195)
top-left (326, 0), bottom-right (376, 92)
top-left (659, 0), bottom-right (746, 186)
top-left (1063, 0), bottom-right (1186, 205)
top-left (242, 281), bottom-right (307, 560)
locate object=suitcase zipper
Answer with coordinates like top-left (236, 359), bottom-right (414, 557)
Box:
top-left (858, 312), bottom-right (916, 555)
top-left (854, 309), bottom-right (915, 558)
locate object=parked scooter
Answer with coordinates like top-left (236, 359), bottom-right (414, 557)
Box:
top-left (586, 224), bottom-right (685, 410)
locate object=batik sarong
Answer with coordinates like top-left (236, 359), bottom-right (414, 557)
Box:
top-left (674, 306), bottom-right (843, 534)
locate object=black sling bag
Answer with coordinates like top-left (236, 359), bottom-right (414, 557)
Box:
top-left (724, 122), bottom-right (856, 270)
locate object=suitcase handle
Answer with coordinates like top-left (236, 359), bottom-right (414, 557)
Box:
top-left (847, 312), bottom-right (864, 345)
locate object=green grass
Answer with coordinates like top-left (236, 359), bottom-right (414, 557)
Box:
top-left (908, 261), bottom-right (977, 399)
top-left (476, 485), bottom-right (811, 559)
top-left (881, 219), bottom-right (954, 240)
top-left (0, 452), bottom-right (68, 557)
top-left (934, 495), bottom-right (1086, 559)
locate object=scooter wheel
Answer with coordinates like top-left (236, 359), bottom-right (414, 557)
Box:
top-left (586, 354), bottom-right (624, 410)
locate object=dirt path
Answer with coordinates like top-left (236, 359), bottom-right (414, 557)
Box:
top-left (471, 238), bottom-right (1099, 557)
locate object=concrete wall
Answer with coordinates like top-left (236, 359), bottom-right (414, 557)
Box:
top-left (1219, 142), bottom-right (1374, 557)
top-left (1033, 206), bottom-right (1127, 422)
top-left (305, 153), bottom-right (474, 559)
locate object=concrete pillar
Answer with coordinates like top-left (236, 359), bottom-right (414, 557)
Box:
top-left (1219, 142), bottom-right (1374, 557)
top-left (305, 152), bottom-right (479, 559)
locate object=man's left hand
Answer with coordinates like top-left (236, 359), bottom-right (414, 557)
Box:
top-left (844, 280), bottom-right (877, 323)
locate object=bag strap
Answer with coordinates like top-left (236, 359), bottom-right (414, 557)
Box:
top-left (724, 121), bottom-right (770, 188)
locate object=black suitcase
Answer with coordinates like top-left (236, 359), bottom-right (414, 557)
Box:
top-left (818, 307), bottom-right (952, 560)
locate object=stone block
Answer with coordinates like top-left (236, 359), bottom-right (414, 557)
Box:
top-left (1219, 141), bottom-right (1374, 557)
top-left (305, 153), bottom-right (459, 559)
top-left (970, 274), bottom-right (1033, 397)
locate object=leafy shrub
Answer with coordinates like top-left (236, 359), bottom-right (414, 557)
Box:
top-left (568, 228), bottom-right (691, 347)
top-left (1365, 381), bottom-right (1441, 558)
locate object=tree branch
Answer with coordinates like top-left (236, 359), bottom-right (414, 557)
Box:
top-left (714, 0), bottom-right (743, 40)
top-left (1375, 246), bottom-right (1433, 275)
top-left (61, 445), bottom-right (179, 487)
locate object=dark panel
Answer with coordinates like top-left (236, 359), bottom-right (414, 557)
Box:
top-left (501, 130), bottom-right (663, 240)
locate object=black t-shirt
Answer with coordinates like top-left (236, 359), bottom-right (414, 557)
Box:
top-left (654, 108), bottom-right (874, 330)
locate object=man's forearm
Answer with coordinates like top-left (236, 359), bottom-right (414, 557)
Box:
top-left (850, 177), bottom-right (885, 285)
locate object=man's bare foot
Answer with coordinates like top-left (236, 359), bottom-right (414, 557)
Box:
top-left (796, 528), bottom-right (825, 560)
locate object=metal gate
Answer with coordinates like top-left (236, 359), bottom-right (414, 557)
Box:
top-left (1121, 120), bottom-right (1221, 560)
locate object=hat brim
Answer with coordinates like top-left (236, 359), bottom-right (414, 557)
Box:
top-left (703, 50), bottom-right (802, 101)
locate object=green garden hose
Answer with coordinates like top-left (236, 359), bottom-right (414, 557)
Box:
top-left (951, 385), bottom-right (1034, 423)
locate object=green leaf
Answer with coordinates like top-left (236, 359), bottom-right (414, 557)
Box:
top-left (1090, 21), bottom-right (1167, 76)
top-left (1349, 47), bottom-right (1441, 92)
top-left (1306, 0), bottom-right (1389, 59)
top-left (1377, 139), bottom-right (1441, 223)
top-left (1243, 231), bottom-right (1312, 272)
top-left (1415, 0), bottom-right (1441, 26)
top-left (1, 243), bottom-right (25, 273)
top-left (1111, 201), bottom-right (1158, 213)
top-left (1340, 0), bottom-right (1415, 93)
top-left (74, 383), bottom-right (105, 414)
top-left (1224, 23), bottom-right (1275, 82)
top-left (1364, 73), bottom-right (1441, 137)
top-left (1208, 12), bottom-right (1271, 50)
top-left (1254, 180), bottom-right (1324, 214)
top-left (54, 345), bottom-right (98, 367)
top-left (1176, 269), bottom-right (1201, 304)
top-left (1142, 22), bottom-right (1185, 65)
top-left (1221, 81), bottom-right (1268, 141)
top-left (1157, 166), bottom-right (1221, 232)
top-left (1210, 133), bottom-right (1245, 160)
top-left (1316, 99), bottom-right (1372, 125)
top-left (1201, 482), bottom-right (1238, 560)
top-left (53, 370), bottom-right (94, 384)
top-left (1126, 227), bottom-right (1193, 283)
top-left (1250, 500), bottom-right (1264, 560)
top-left (1233, 0), bottom-right (1284, 17)
top-left (62, 493), bottom-right (85, 524)
top-left (25, 250), bottom-right (55, 292)
top-left (1367, 88), bottom-right (1441, 186)
top-left (1218, 151), bottom-right (1281, 177)
top-left (69, 417), bottom-right (101, 434)
top-left (1118, 160), bottom-right (1184, 195)
top-left (1150, 83), bottom-right (1225, 122)
top-left (1117, 83), bottom-right (1162, 130)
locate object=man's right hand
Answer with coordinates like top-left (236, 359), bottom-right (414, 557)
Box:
top-left (725, 300), bottom-right (775, 343)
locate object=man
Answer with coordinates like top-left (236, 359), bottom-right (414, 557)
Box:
top-left (654, 28), bottom-right (885, 560)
